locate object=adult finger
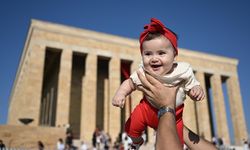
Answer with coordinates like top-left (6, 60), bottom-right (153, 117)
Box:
top-left (137, 70), bottom-right (153, 90)
top-left (137, 85), bottom-right (154, 98)
top-left (144, 71), bottom-right (162, 86)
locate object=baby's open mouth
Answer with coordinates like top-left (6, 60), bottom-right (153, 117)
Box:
top-left (151, 64), bottom-right (161, 68)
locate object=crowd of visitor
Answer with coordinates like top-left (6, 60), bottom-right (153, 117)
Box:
top-left (0, 130), bottom-right (250, 150)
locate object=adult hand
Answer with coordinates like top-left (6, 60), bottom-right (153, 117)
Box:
top-left (136, 70), bottom-right (182, 150)
top-left (136, 70), bottom-right (178, 108)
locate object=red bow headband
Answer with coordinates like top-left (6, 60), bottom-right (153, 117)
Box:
top-left (139, 18), bottom-right (178, 55)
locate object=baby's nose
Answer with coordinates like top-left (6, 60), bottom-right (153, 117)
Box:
top-left (151, 56), bottom-right (159, 62)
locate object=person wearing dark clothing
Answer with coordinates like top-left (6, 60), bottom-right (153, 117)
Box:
top-left (0, 140), bottom-right (6, 150)
top-left (38, 141), bottom-right (44, 150)
top-left (92, 131), bottom-right (97, 148)
top-left (65, 132), bottom-right (73, 150)
top-left (92, 128), bottom-right (100, 149)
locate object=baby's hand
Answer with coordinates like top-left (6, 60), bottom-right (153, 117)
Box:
top-left (188, 85), bottom-right (205, 101)
top-left (112, 93), bottom-right (126, 108)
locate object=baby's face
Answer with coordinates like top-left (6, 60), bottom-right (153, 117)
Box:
top-left (142, 36), bottom-right (176, 76)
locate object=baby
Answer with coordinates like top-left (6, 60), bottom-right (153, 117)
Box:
top-left (112, 18), bottom-right (205, 149)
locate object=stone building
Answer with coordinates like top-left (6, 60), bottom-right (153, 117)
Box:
top-left (6, 19), bottom-right (248, 147)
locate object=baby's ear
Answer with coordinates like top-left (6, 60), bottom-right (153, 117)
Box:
top-left (174, 55), bottom-right (177, 61)
top-left (174, 50), bottom-right (178, 57)
top-left (173, 54), bottom-right (177, 62)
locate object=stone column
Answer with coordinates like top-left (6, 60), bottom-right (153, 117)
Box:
top-left (104, 78), bottom-right (109, 132)
top-left (210, 74), bottom-right (230, 144)
top-left (56, 49), bottom-right (72, 127)
top-left (195, 71), bottom-right (212, 140)
top-left (125, 95), bottom-right (132, 122)
top-left (147, 127), bottom-right (156, 145)
top-left (81, 53), bottom-right (97, 140)
top-left (17, 44), bottom-right (46, 126)
top-left (226, 75), bottom-right (248, 145)
top-left (183, 98), bottom-right (198, 133)
top-left (109, 57), bottom-right (121, 141)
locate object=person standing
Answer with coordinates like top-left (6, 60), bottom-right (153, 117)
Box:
top-left (80, 141), bottom-right (88, 150)
top-left (57, 138), bottom-right (65, 150)
top-left (37, 141), bottom-right (45, 150)
top-left (65, 131), bottom-right (73, 150)
top-left (0, 140), bottom-right (6, 150)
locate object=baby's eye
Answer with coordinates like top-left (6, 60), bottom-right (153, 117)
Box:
top-left (159, 51), bottom-right (166, 55)
top-left (143, 51), bottom-right (151, 56)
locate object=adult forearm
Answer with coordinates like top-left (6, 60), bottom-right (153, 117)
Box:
top-left (183, 126), bottom-right (217, 150)
top-left (156, 113), bottom-right (182, 150)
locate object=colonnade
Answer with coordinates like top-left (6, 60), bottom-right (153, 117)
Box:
top-left (8, 20), bottom-right (247, 146)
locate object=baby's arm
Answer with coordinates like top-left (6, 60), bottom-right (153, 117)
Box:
top-left (112, 78), bottom-right (135, 108)
top-left (184, 66), bottom-right (205, 101)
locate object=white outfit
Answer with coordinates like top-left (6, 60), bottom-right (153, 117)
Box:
top-left (130, 62), bottom-right (200, 108)
top-left (57, 142), bottom-right (65, 150)
top-left (80, 143), bottom-right (88, 150)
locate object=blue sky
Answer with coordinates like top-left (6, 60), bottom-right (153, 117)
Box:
top-left (0, 0), bottom-right (249, 140)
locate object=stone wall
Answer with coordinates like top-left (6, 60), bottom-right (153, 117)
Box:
top-left (0, 125), bottom-right (65, 149)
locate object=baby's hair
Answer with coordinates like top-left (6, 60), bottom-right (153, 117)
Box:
top-left (144, 29), bottom-right (178, 42)
top-left (144, 32), bottom-right (162, 41)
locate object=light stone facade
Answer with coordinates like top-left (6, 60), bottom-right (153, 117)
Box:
top-left (6, 19), bottom-right (248, 147)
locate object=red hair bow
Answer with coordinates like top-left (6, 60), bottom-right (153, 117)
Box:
top-left (139, 18), bottom-right (178, 55)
